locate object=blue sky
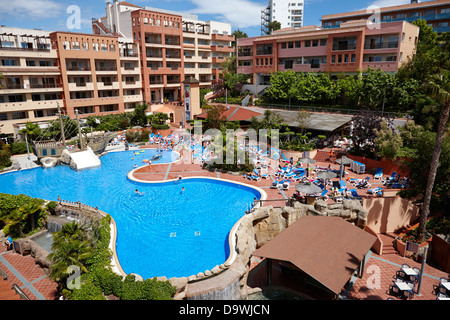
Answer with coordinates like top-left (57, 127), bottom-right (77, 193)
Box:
top-left (0, 0), bottom-right (431, 37)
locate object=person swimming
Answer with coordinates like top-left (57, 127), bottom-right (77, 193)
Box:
top-left (135, 189), bottom-right (143, 195)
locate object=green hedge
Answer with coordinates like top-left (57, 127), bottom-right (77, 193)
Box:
top-left (9, 142), bottom-right (28, 155)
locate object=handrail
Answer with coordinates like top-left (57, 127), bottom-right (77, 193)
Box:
top-left (0, 267), bottom-right (8, 280)
top-left (57, 196), bottom-right (100, 213)
top-left (12, 284), bottom-right (30, 300)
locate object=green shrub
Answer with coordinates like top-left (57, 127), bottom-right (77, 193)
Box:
top-left (9, 142), bottom-right (28, 155)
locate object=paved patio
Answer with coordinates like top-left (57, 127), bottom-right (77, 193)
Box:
top-left (1, 143), bottom-right (447, 300)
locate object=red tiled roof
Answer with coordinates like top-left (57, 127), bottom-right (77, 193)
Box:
top-left (322, 0), bottom-right (450, 20)
top-left (196, 106), bottom-right (262, 122)
top-left (252, 216), bottom-right (376, 295)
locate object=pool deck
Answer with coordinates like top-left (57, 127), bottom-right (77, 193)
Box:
top-left (1, 142), bottom-right (448, 300)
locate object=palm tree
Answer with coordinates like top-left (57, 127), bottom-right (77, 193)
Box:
top-left (48, 239), bottom-right (92, 283)
top-left (419, 68), bottom-right (450, 242)
top-left (4, 202), bottom-right (41, 236)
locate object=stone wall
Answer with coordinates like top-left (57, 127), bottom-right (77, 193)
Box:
top-left (172, 199), bottom-right (368, 299)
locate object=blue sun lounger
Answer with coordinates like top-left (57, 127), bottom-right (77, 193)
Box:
top-left (374, 167), bottom-right (383, 180)
top-left (350, 189), bottom-right (361, 199)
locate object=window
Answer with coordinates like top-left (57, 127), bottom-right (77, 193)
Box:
top-left (439, 22), bottom-right (448, 27)
top-left (93, 43), bottom-right (99, 51)
top-left (288, 42), bottom-right (294, 48)
top-left (344, 54), bottom-right (348, 63)
top-left (82, 42), bottom-right (89, 51)
top-left (101, 44), bottom-right (108, 52)
top-left (63, 41), bottom-right (70, 50)
top-left (441, 8), bottom-right (450, 14)
top-left (312, 39), bottom-right (319, 47)
top-left (351, 54), bottom-right (355, 63)
top-left (409, 11), bottom-right (419, 17)
top-left (332, 37), bottom-right (357, 51)
top-left (304, 40), bottom-right (311, 47)
top-left (320, 39), bottom-right (327, 46)
top-left (26, 60), bottom-right (36, 66)
top-left (337, 55), bottom-right (342, 63)
top-left (72, 42), bottom-right (80, 50)
top-left (331, 55), bottom-right (335, 63)
top-left (382, 15), bottom-right (392, 21)
top-left (281, 42), bottom-right (287, 49)
top-left (396, 13), bottom-right (406, 19)
top-left (295, 41), bottom-right (301, 48)
top-left (1, 59), bottom-right (19, 66)
top-left (39, 60), bottom-right (53, 67)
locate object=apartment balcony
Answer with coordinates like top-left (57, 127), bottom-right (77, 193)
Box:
top-left (197, 68), bottom-right (212, 74)
top-left (0, 66), bottom-right (60, 75)
top-left (362, 61), bottom-right (399, 72)
top-left (66, 66), bottom-right (92, 75)
top-left (211, 45), bottom-right (235, 53)
top-left (95, 67), bottom-right (118, 75)
top-left (237, 66), bottom-right (254, 74)
top-left (0, 98), bottom-right (63, 113)
top-left (279, 63), bottom-right (327, 73)
top-left (68, 82), bottom-right (94, 91)
top-left (97, 81), bottom-right (120, 90)
top-left (364, 41), bottom-right (399, 51)
top-left (212, 56), bottom-right (226, 64)
top-left (0, 83), bottom-right (62, 94)
top-left (121, 67), bottom-right (140, 75)
top-left (123, 93), bottom-right (143, 103)
top-left (211, 34), bottom-right (235, 42)
top-left (122, 80), bottom-right (142, 89)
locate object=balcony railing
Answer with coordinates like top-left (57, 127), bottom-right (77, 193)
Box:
top-left (364, 41), bottom-right (399, 49)
top-left (1, 84), bottom-right (22, 89)
top-left (30, 83), bottom-right (59, 89)
top-left (67, 66), bottom-right (91, 71)
top-left (0, 46), bottom-right (50, 52)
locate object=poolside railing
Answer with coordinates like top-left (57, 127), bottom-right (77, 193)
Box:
top-left (57, 196), bottom-right (100, 212)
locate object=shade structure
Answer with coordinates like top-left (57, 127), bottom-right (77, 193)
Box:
top-left (335, 156), bottom-right (353, 165)
top-left (316, 170), bottom-right (337, 180)
top-left (298, 157), bottom-right (317, 164)
top-left (252, 216), bottom-right (377, 295)
top-left (295, 182), bottom-right (322, 194)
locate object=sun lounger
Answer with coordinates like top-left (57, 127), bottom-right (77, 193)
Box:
top-left (350, 189), bottom-right (362, 199)
top-left (320, 189), bottom-right (329, 200)
top-left (374, 167), bottom-right (383, 180)
top-left (368, 187), bottom-right (382, 194)
top-left (281, 154), bottom-right (290, 163)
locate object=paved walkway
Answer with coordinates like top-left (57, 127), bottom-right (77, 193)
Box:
top-left (1, 144), bottom-right (448, 300)
top-left (0, 246), bottom-right (58, 300)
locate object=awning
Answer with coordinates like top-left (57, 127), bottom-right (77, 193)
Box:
top-left (252, 216), bottom-right (376, 295)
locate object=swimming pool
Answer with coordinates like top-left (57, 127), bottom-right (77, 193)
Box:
top-left (0, 149), bottom-right (262, 279)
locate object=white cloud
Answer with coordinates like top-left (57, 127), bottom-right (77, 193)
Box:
top-left (189, 0), bottom-right (266, 28)
top-left (0, 0), bottom-right (64, 19)
top-left (365, 0), bottom-right (410, 9)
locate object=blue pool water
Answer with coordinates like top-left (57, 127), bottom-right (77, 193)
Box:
top-left (0, 150), bottom-right (261, 279)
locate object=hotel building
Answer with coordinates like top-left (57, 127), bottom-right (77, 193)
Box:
top-left (261, 0), bottom-right (305, 35)
top-left (0, 27), bottom-right (63, 135)
top-left (237, 20), bottom-right (419, 96)
top-left (0, 26), bottom-right (143, 136)
top-left (92, 1), bottom-right (234, 104)
top-left (321, 0), bottom-right (450, 34)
